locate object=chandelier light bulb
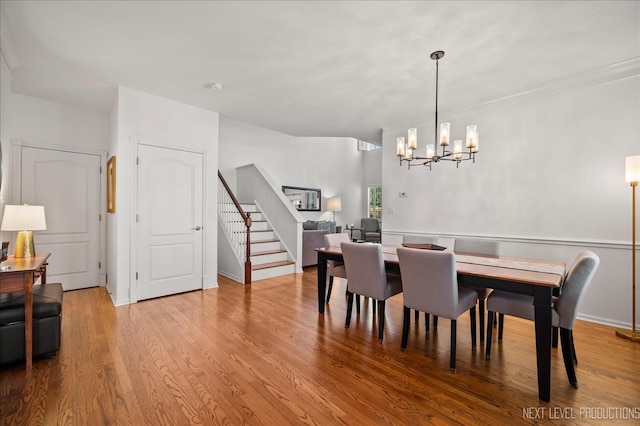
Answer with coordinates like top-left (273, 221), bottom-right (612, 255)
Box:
top-left (396, 137), bottom-right (406, 157)
top-left (408, 128), bottom-right (418, 150)
top-left (440, 122), bottom-right (450, 146)
top-left (453, 140), bottom-right (463, 160)
top-left (426, 144), bottom-right (435, 160)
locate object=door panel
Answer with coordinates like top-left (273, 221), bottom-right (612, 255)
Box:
top-left (21, 147), bottom-right (101, 290)
top-left (136, 144), bottom-right (203, 301)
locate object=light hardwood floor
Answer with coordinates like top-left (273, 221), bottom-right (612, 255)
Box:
top-left (1, 269), bottom-right (639, 425)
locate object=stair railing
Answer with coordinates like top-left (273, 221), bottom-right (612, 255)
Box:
top-left (218, 171), bottom-right (252, 284)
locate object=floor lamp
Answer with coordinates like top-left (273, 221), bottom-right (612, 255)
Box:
top-left (617, 155), bottom-right (640, 342)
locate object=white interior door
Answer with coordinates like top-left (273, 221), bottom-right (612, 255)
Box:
top-left (21, 146), bottom-right (101, 290)
top-left (136, 144), bottom-right (203, 301)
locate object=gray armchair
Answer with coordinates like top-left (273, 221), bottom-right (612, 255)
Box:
top-left (360, 218), bottom-right (381, 243)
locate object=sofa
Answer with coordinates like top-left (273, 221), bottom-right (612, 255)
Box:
top-left (0, 283), bottom-right (63, 366)
top-left (302, 220), bottom-right (337, 267)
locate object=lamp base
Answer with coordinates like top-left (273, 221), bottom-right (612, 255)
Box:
top-left (615, 329), bottom-right (640, 343)
top-left (14, 230), bottom-right (36, 258)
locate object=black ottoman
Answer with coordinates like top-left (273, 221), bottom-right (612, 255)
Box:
top-left (0, 283), bottom-right (63, 366)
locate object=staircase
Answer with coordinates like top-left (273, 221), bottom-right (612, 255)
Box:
top-left (240, 204), bottom-right (296, 281)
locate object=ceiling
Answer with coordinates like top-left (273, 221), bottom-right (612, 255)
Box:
top-left (1, 1), bottom-right (638, 144)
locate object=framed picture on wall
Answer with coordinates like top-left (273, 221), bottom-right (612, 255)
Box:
top-left (107, 156), bottom-right (116, 213)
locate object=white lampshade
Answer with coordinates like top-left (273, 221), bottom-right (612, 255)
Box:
top-left (327, 197), bottom-right (342, 212)
top-left (1, 205), bottom-right (47, 258)
top-left (407, 128), bottom-right (418, 150)
top-left (625, 155), bottom-right (640, 183)
top-left (396, 137), bottom-right (405, 157)
top-left (1, 205), bottom-right (47, 231)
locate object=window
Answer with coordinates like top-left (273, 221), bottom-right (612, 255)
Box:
top-left (358, 140), bottom-right (381, 151)
top-left (368, 185), bottom-right (382, 219)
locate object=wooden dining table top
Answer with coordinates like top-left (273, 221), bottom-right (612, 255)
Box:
top-left (317, 245), bottom-right (565, 288)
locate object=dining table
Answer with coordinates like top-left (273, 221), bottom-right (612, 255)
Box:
top-left (315, 244), bottom-right (566, 402)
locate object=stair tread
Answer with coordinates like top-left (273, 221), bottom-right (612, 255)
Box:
top-left (252, 249), bottom-right (287, 256)
top-left (252, 260), bottom-right (295, 271)
top-left (247, 239), bottom-right (280, 244)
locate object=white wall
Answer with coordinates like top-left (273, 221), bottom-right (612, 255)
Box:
top-left (111, 86), bottom-right (219, 305)
top-left (0, 52), bottom-right (110, 262)
top-left (218, 116), bottom-right (365, 227)
top-left (382, 68), bottom-right (640, 328)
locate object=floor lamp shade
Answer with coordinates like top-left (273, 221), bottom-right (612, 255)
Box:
top-left (1, 205), bottom-right (47, 258)
top-left (625, 155), bottom-right (640, 183)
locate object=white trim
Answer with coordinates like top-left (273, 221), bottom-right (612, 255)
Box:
top-left (577, 313), bottom-right (630, 330)
top-left (12, 138), bottom-right (108, 157)
top-left (383, 229), bottom-right (632, 251)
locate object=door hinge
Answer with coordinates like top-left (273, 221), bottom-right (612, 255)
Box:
top-left (99, 214), bottom-right (102, 221)
top-left (136, 157), bottom-right (140, 165)
top-left (98, 261), bottom-right (101, 269)
top-left (100, 166), bottom-right (102, 173)
top-left (136, 272), bottom-right (138, 280)
top-left (136, 214), bottom-right (139, 223)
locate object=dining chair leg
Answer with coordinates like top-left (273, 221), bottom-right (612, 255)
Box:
top-left (450, 319), bottom-right (457, 372)
top-left (401, 307), bottom-right (411, 351)
top-left (326, 276), bottom-right (334, 303)
top-left (479, 299), bottom-right (485, 344)
top-left (372, 298), bottom-right (376, 316)
top-left (470, 306), bottom-right (477, 349)
top-left (485, 311), bottom-right (495, 359)
top-left (552, 326), bottom-right (558, 348)
top-left (560, 327), bottom-right (578, 387)
top-left (570, 330), bottom-right (578, 365)
top-left (425, 313), bottom-right (430, 332)
top-left (378, 300), bottom-right (385, 342)
top-left (497, 313), bottom-right (504, 341)
top-left (345, 291), bottom-right (354, 328)
top-left (433, 316), bottom-right (438, 329)
top-left (415, 310), bottom-right (419, 322)
top-left (356, 295), bottom-right (361, 315)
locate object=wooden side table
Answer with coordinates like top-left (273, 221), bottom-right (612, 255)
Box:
top-left (0, 253), bottom-right (51, 370)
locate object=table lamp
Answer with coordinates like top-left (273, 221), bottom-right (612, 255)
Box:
top-left (0, 205), bottom-right (47, 258)
top-left (327, 197), bottom-right (341, 223)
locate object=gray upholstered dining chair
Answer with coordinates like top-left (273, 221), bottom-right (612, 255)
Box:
top-left (454, 238), bottom-right (500, 344)
top-left (360, 218), bottom-right (381, 243)
top-left (341, 242), bottom-right (403, 342)
top-left (397, 247), bottom-right (478, 372)
top-left (485, 250), bottom-right (599, 387)
top-left (402, 234), bottom-right (439, 328)
top-left (323, 233), bottom-right (350, 302)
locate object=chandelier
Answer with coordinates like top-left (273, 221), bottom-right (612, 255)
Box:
top-left (396, 50), bottom-right (479, 169)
